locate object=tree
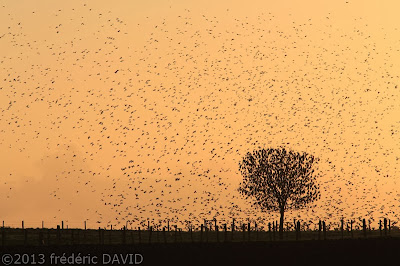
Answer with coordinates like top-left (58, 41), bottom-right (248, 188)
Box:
top-left (238, 146), bottom-right (321, 240)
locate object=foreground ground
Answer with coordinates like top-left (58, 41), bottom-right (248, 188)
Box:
top-left (0, 238), bottom-right (398, 266)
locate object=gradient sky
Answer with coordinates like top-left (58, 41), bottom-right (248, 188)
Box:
top-left (1, 0), bottom-right (400, 229)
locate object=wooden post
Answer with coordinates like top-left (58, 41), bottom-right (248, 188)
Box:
top-left (341, 219), bottom-right (344, 239)
top-left (379, 220), bottom-right (382, 237)
top-left (200, 224), bottom-right (203, 242)
top-left (384, 218), bottom-right (387, 236)
top-left (272, 221), bottom-right (276, 241)
top-left (318, 220), bottom-right (322, 240)
top-left (123, 226), bottom-right (127, 244)
top-left (248, 222), bottom-right (251, 241)
top-left (363, 219), bottom-right (367, 238)
top-left (111, 225), bottom-right (113, 230)
top-left (138, 227), bottom-right (142, 244)
top-left (350, 220), bottom-right (353, 238)
top-left (148, 226), bottom-right (152, 244)
top-left (232, 218), bottom-right (235, 241)
top-left (269, 222), bottom-right (272, 241)
top-left (62, 221), bottom-right (64, 230)
top-left (389, 219), bottom-right (391, 235)
top-left (242, 224), bottom-right (245, 242)
top-left (57, 225), bottom-right (61, 244)
top-left (323, 221), bottom-right (326, 240)
top-left (22, 220), bottom-right (24, 229)
top-left (297, 221), bottom-right (301, 240)
top-left (174, 225), bottom-right (178, 243)
top-left (148, 220), bottom-right (150, 231)
top-left (205, 225), bottom-right (208, 243)
top-left (167, 221), bottom-right (170, 232)
top-left (216, 225), bottom-right (219, 242)
top-left (224, 224), bottom-right (227, 242)
top-left (163, 227), bottom-right (167, 244)
top-left (84, 221), bottom-right (87, 230)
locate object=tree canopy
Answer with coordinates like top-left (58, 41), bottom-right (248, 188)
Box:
top-left (238, 146), bottom-right (321, 239)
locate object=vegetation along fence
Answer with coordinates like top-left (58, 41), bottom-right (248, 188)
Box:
top-left (0, 218), bottom-right (397, 246)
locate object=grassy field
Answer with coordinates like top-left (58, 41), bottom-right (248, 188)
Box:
top-left (0, 226), bottom-right (398, 246)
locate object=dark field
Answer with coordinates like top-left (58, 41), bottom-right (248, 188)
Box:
top-left (1, 228), bottom-right (399, 265)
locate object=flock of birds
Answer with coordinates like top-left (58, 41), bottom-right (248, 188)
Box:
top-left (1, 3), bottom-right (400, 229)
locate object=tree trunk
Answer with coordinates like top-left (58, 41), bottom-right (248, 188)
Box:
top-left (279, 208), bottom-right (284, 240)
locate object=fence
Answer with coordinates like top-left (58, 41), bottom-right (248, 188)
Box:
top-left (0, 218), bottom-right (397, 246)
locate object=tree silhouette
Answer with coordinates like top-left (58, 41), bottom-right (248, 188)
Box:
top-left (238, 146), bottom-right (321, 240)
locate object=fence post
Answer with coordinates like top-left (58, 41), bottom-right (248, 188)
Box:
top-left (242, 224), bottom-right (245, 242)
top-left (363, 219), bottom-right (367, 238)
top-left (272, 221), bottom-right (276, 241)
top-left (57, 225), bottom-right (61, 244)
top-left (62, 221), bottom-right (64, 230)
top-left (200, 224), bottom-right (203, 242)
top-left (232, 218), bottom-right (235, 241)
top-left (350, 220), bottom-right (353, 238)
top-left (174, 225), bottom-right (178, 243)
top-left (167, 221), bottom-right (170, 232)
top-left (123, 226), bottom-right (127, 245)
top-left (297, 221), bottom-right (301, 240)
top-left (216, 224), bottom-right (219, 242)
top-left (148, 226), bottom-right (152, 244)
top-left (384, 218), bottom-right (387, 236)
top-left (389, 219), bottom-right (391, 235)
top-left (323, 221), bottom-right (326, 240)
top-left (318, 220), bottom-right (321, 240)
top-left (84, 221), bottom-right (87, 230)
top-left (255, 222), bottom-right (258, 241)
top-left (248, 222), bottom-right (251, 242)
top-left (341, 219), bottom-right (344, 239)
top-left (379, 220), bottom-right (382, 237)
top-left (205, 224), bottom-right (208, 243)
top-left (163, 227), bottom-right (167, 244)
top-left (269, 222), bottom-right (272, 241)
top-left (224, 224), bottom-right (227, 242)
top-left (22, 220), bottom-right (24, 229)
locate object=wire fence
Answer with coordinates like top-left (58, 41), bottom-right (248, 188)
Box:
top-left (1, 217), bottom-right (398, 246)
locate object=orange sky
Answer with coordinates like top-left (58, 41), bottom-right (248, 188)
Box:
top-left (1, 0), bottom-right (400, 230)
